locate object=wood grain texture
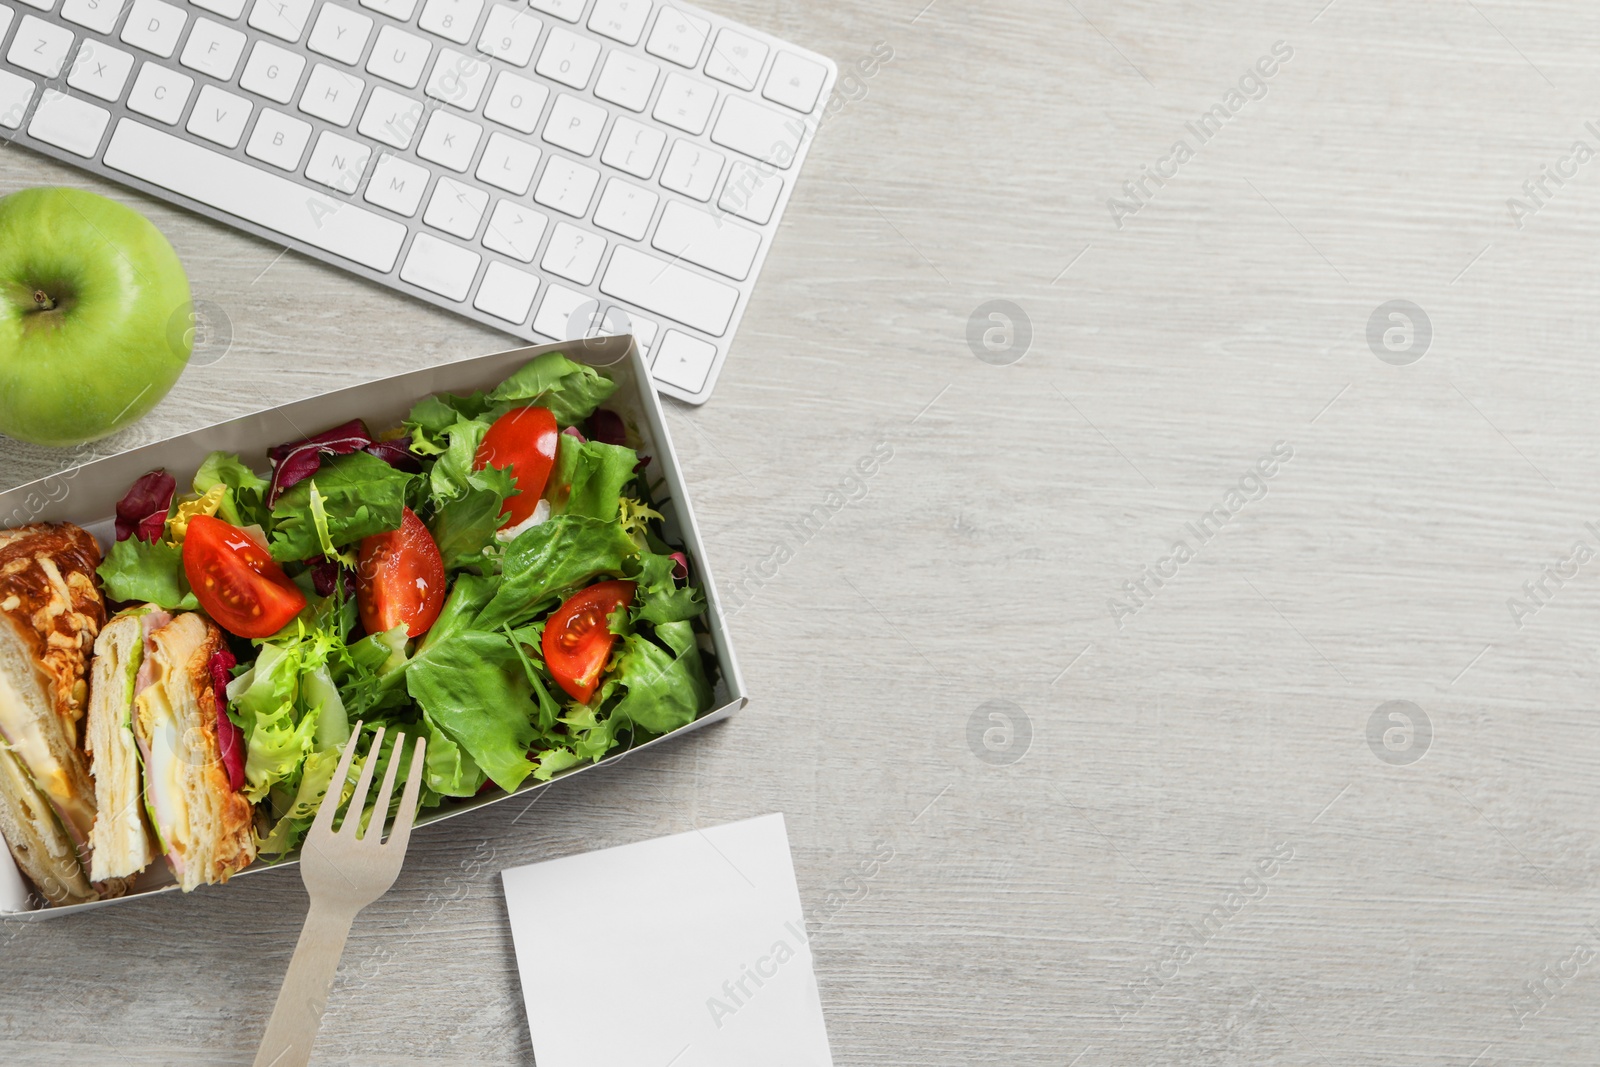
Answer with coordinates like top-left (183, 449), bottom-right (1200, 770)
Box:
top-left (4, 0), bottom-right (1600, 1063)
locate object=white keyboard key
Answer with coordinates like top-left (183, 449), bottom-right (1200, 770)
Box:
top-left (657, 138), bottom-right (721, 201)
top-left (307, 3), bottom-right (372, 65)
top-left (416, 108), bottom-right (481, 171)
top-left (475, 130), bottom-right (538, 194)
top-left (27, 89), bottom-right (108, 156)
top-left (126, 61), bottom-right (192, 123)
top-left (593, 49), bottom-right (656, 112)
top-left (66, 40), bottom-right (134, 101)
top-left (532, 154), bottom-right (597, 217)
top-left (717, 158), bottom-right (782, 224)
top-left (482, 69), bottom-right (547, 133)
top-left (305, 129), bottom-right (370, 193)
top-left (652, 200), bottom-right (759, 281)
top-left (587, 0), bottom-right (647, 45)
top-left (540, 221), bottom-right (603, 285)
top-left (600, 245), bottom-right (736, 335)
top-left (10, 16), bottom-right (73, 77)
top-left (367, 24), bottom-right (429, 87)
top-left (358, 84), bottom-right (423, 149)
top-left (481, 198), bottom-right (546, 261)
top-left (180, 17), bottom-right (246, 81)
top-left (542, 91), bottom-right (605, 155)
top-left (763, 50), bottom-right (826, 113)
top-left (425, 47), bottom-right (490, 110)
top-left (534, 282), bottom-right (596, 339)
top-left (400, 232), bottom-right (479, 300)
top-left (60, 0), bottom-right (125, 35)
top-left (186, 83), bottom-right (251, 147)
top-left (599, 116), bottom-right (664, 179)
top-left (121, 0), bottom-right (185, 57)
top-left (704, 27), bottom-right (765, 91)
top-left (711, 95), bottom-right (801, 168)
top-left (364, 151), bottom-right (429, 215)
top-left (239, 41), bottom-right (304, 103)
top-left (244, 105), bottom-right (311, 169)
top-left (359, 0), bottom-right (414, 19)
top-left (0, 70), bottom-right (32, 129)
top-left (104, 118), bottom-right (408, 269)
top-left (652, 71), bottom-right (714, 135)
top-left (15, 0), bottom-right (52, 9)
top-left (534, 25), bottom-right (597, 89)
top-left (247, 0), bottom-right (313, 42)
top-left (644, 5), bottom-right (706, 68)
top-left (190, 0), bottom-right (244, 18)
top-left (473, 261), bottom-right (538, 324)
top-left (651, 329), bottom-right (714, 393)
top-left (417, 0), bottom-right (480, 44)
top-left (0, 6), bottom-right (13, 40)
top-left (298, 62), bottom-right (364, 126)
top-left (422, 174), bottom-right (486, 237)
top-left (477, 4), bottom-right (538, 65)
top-left (592, 177), bottom-right (656, 241)
top-left (618, 311), bottom-right (655, 356)
top-left (528, 0), bottom-right (580, 21)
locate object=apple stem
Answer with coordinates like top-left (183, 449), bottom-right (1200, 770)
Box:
top-left (32, 289), bottom-right (55, 312)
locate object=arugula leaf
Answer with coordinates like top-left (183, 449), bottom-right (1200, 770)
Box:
top-left (406, 629), bottom-right (538, 792)
top-left (193, 451), bottom-right (269, 528)
top-left (269, 450), bottom-right (412, 562)
top-left (477, 515), bottom-right (637, 630)
top-left (96, 537), bottom-right (198, 610)
top-left (430, 463), bottom-right (516, 572)
top-left (487, 351), bottom-right (617, 426)
top-left (546, 434), bottom-right (637, 523)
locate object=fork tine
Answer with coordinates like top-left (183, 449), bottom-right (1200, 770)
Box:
top-left (381, 736), bottom-right (427, 854)
top-left (308, 722), bottom-right (365, 838)
top-left (364, 731), bottom-right (407, 842)
top-left (338, 724), bottom-right (386, 836)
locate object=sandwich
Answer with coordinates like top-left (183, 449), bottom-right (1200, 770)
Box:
top-left (0, 523), bottom-right (108, 905)
top-left (84, 607), bottom-right (167, 881)
top-left (123, 611), bottom-right (255, 891)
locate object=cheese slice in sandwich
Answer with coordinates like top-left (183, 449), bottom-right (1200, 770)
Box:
top-left (0, 523), bottom-right (108, 905)
top-left (85, 607), bottom-right (170, 881)
top-left (133, 612), bottom-right (256, 891)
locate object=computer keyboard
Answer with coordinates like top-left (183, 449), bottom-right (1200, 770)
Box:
top-left (0, 0), bottom-right (836, 403)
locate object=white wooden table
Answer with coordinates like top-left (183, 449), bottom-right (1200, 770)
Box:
top-left (5, 1), bottom-right (1600, 1063)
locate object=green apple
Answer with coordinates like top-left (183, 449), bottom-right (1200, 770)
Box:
top-left (0, 187), bottom-right (192, 447)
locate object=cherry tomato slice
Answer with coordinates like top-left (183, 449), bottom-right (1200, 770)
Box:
top-left (356, 507), bottom-right (447, 638)
top-left (542, 580), bottom-right (635, 703)
top-left (475, 406), bottom-right (558, 528)
top-left (182, 515), bottom-right (307, 639)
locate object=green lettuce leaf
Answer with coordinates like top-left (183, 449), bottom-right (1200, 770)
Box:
top-left (193, 451), bottom-right (269, 528)
top-left (476, 515), bottom-right (636, 630)
top-left (269, 450), bottom-right (413, 562)
top-left (406, 629), bottom-right (538, 792)
top-left (546, 434), bottom-right (637, 523)
top-left (428, 417), bottom-right (491, 504)
top-left (96, 537), bottom-right (198, 610)
top-left (405, 391), bottom-right (491, 455)
top-left (604, 620), bottom-right (710, 737)
top-left (430, 461), bottom-right (516, 571)
top-left (421, 712), bottom-right (487, 797)
top-left (487, 351), bottom-right (617, 426)
top-left (228, 640), bottom-right (322, 803)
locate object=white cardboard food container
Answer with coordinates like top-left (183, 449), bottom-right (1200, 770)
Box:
top-left (0, 335), bottom-right (745, 918)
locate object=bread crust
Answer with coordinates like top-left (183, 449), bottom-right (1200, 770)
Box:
top-left (0, 523), bottom-right (105, 747)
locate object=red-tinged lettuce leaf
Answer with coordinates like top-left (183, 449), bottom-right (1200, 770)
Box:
top-left (267, 419), bottom-right (373, 504)
top-left (209, 646), bottom-right (246, 792)
top-left (561, 425), bottom-right (587, 443)
top-left (115, 470), bottom-right (176, 542)
top-left (588, 409), bottom-right (626, 446)
top-left (364, 435), bottom-right (422, 473)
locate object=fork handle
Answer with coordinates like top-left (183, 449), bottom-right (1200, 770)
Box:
top-left (252, 902), bottom-right (359, 1067)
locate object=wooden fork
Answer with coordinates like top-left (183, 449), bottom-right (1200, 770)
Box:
top-left (252, 724), bottom-right (427, 1067)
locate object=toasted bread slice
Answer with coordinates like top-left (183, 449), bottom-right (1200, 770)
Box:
top-left (86, 609), bottom-right (166, 881)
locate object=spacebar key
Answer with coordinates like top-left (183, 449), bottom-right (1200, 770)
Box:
top-left (102, 118), bottom-right (407, 273)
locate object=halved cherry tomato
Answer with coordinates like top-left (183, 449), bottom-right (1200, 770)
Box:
top-left (542, 580), bottom-right (635, 703)
top-left (356, 507), bottom-right (446, 638)
top-left (475, 406), bottom-right (558, 528)
top-left (182, 515), bottom-right (307, 639)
